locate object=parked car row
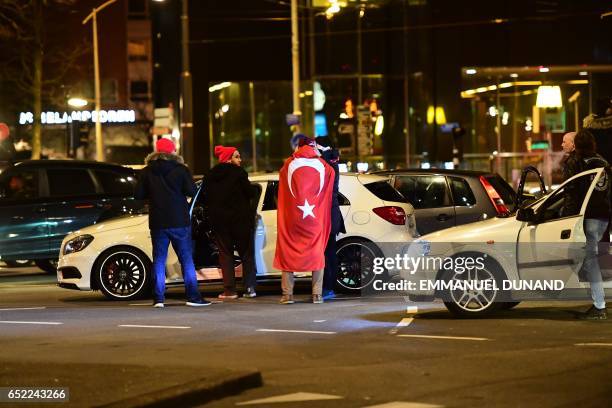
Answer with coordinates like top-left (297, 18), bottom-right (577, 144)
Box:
top-left (9, 159), bottom-right (600, 319)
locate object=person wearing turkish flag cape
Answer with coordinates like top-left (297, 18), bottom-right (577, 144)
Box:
top-left (274, 143), bottom-right (335, 304)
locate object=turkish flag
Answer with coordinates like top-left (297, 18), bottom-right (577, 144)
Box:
top-left (274, 145), bottom-right (335, 272)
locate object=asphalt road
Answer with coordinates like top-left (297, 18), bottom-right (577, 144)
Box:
top-left (1, 266), bottom-right (612, 407)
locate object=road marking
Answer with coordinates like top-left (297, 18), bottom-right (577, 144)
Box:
top-left (0, 307), bottom-right (46, 311)
top-left (128, 302), bottom-right (184, 306)
top-left (397, 334), bottom-right (490, 341)
top-left (406, 305), bottom-right (418, 314)
top-left (118, 324), bottom-right (191, 329)
top-left (237, 392), bottom-right (343, 405)
top-left (256, 329), bottom-right (336, 335)
top-left (0, 320), bottom-right (62, 325)
top-left (364, 402), bottom-right (444, 408)
top-left (389, 317), bottom-right (414, 334)
top-left (575, 343), bottom-right (612, 347)
top-left (313, 320), bottom-right (326, 323)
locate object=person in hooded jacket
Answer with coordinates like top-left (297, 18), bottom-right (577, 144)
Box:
top-left (563, 130), bottom-right (611, 320)
top-left (205, 145), bottom-right (257, 299)
top-left (584, 97), bottom-right (612, 244)
top-left (135, 138), bottom-right (210, 308)
top-left (316, 136), bottom-right (346, 300)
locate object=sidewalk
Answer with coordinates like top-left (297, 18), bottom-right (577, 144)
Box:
top-left (0, 361), bottom-right (262, 407)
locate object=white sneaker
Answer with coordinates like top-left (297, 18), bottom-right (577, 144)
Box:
top-left (153, 303), bottom-right (165, 308)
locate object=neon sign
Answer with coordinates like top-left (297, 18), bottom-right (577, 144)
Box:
top-left (19, 110), bottom-right (136, 125)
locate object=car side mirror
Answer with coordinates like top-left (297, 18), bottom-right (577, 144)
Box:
top-left (516, 207), bottom-right (536, 223)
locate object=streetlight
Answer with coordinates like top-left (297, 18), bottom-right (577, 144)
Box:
top-left (67, 97), bottom-right (89, 108)
top-left (83, 0), bottom-right (118, 162)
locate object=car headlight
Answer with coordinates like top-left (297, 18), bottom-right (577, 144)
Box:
top-left (63, 235), bottom-right (94, 255)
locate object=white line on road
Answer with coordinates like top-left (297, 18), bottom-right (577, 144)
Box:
top-left (313, 320), bottom-right (326, 323)
top-left (237, 392), bottom-right (343, 405)
top-left (397, 334), bottom-right (490, 341)
top-left (118, 324), bottom-right (191, 329)
top-left (575, 343), bottom-right (612, 347)
top-left (256, 329), bottom-right (336, 335)
top-left (389, 317), bottom-right (414, 334)
top-left (0, 320), bottom-right (62, 325)
top-left (364, 402), bottom-right (444, 408)
top-left (0, 307), bottom-right (46, 311)
top-left (128, 302), bottom-right (184, 306)
top-left (406, 305), bottom-right (419, 314)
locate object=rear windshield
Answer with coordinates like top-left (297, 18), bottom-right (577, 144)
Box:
top-left (364, 181), bottom-right (407, 203)
top-left (484, 175), bottom-right (517, 209)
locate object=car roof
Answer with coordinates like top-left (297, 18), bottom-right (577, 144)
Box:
top-left (10, 160), bottom-right (134, 171)
top-left (372, 168), bottom-right (497, 177)
top-left (248, 172), bottom-right (389, 183)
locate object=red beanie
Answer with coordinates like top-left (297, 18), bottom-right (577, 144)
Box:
top-left (0, 123), bottom-right (9, 141)
top-left (214, 145), bottom-right (237, 162)
top-left (156, 137), bottom-right (175, 154)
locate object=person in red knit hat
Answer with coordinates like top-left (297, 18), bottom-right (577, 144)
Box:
top-left (134, 137), bottom-right (210, 307)
top-left (204, 145), bottom-right (257, 299)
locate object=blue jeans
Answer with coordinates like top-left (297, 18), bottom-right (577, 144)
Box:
top-left (580, 219), bottom-right (609, 309)
top-left (151, 227), bottom-right (201, 303)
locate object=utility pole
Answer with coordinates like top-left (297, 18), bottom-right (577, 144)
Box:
top-left (83, 0), bottom-right (118, 162)
top-left (180, 0), bottom-right (194, 169)
top-left (291, 0), bottom-right (301, 131)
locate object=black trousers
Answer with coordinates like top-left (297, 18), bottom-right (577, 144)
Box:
top-left (212, 220), bottom-right (256, 292)
top-left (323, 230), bottom-right (339, 292)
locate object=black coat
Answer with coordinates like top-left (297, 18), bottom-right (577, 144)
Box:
top-left (563, 151), bottom-right (611, 219)
top-left (204, 163), bottom-right (255, 226)
top-left (321, 148), bottom-right (346, 235)
top-left (135, 152), bottom-right (196, 230)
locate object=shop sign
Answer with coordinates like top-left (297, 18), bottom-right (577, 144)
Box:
top-left (18, 110), bottom-right (136, 125)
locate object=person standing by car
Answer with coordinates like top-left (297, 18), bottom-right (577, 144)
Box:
top-left (135, 138), bottom-right (210, 308)
top-left (564, 130), bottom-right (611, 320)
top-left (316, 136), bottom-right (346, 300)
top-left (274, 138), bottom-right (335, 304)
top-left (205, 145), bottom-right (257, 299)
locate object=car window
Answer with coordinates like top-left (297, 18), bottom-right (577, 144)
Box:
top-left (394, 175), bottom-right (450, 209)
top-left (262, 181), bottom-right (278, 211)
top-left (449, 177), bottom-right (476, 207)
top-left (94, 169), bottom-right (137, 196)
top-left (364, 180), bottom-right (407, 203)
top-left (338, 192), bottom-right (350, 206)
top-left (0, 169), bottom-right (39, 201)
top-left (537, 173), bottom-right (592, 223)
top-left (47, 168), bottom-right (97, 197)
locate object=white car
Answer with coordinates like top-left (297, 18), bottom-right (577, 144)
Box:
top-left (401, 167), bottom-right (610, 317)
top-left (57, 173), bottom-right (418, 300)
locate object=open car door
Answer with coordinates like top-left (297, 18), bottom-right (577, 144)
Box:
top-left (516, 168), bottom-right (605, 290)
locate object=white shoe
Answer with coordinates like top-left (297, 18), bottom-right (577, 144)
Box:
top-left (153, 303), bottom-right (164, 308)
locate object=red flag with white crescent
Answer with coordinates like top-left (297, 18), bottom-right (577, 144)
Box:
top-left (273, 145), bottom-right (335, 272)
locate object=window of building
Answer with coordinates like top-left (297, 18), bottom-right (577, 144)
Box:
top-left (128, 0), bottom-right (147, 17)
top-left (128, 40), bottom-right (148, 61)
top-left (130, 80), bottom-right (149, 102)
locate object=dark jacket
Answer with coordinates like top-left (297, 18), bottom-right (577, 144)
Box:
top-left (320, 148), bottom-right (346, 235)
top-left (204, 163), bottom-right (254, 226)
top-left (135, 152), bottom-right (196, 230)
top-left (584, 114), bottom-right (612, 164)
top-left (563, 151), bottom-right (611, 219)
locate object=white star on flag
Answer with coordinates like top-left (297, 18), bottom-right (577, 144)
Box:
top-left (297, 199), bottom-right (316, 219)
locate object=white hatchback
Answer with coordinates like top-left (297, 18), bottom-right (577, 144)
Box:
top-left (402, 168), bottom-right (610, 317)
top-left (58, 173), bottom-right (417, 300)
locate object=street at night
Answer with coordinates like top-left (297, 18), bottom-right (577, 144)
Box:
top-left (2, 266), bottom-right (612, 407)
top-left (1, 0), bottom-right (612, 407)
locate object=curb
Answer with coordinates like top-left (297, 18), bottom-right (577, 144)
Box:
top-left (97, 370), bottom-right (263, 408)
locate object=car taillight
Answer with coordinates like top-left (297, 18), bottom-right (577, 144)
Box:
top-left (373, 206), bottom-right (406, 225)
top-left (479, 176), bottom-right (510, 217)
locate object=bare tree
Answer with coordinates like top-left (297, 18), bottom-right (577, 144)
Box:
top-left (0, 0), bottom-right (88, 159)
